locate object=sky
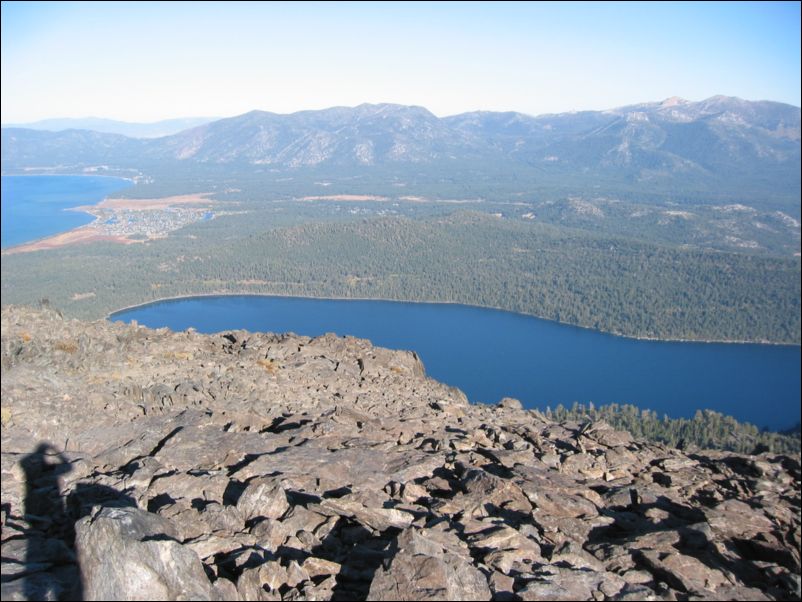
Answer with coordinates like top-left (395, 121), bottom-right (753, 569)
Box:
top-left (1, 1), bottom-right (800, 123)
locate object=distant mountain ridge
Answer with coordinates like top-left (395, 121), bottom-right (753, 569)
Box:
top-left (2, 96), bottom-right (799, 202)
top-left (1, 116), bottom-right (218, 138)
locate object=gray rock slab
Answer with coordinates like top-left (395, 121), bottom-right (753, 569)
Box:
top-left (74, 506), bottom-right (217, 601)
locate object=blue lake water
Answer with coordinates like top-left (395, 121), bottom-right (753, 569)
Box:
top-left (111, 296), bottom-right (802, 431)
top-left (1, 175), bottom-right (131, 248)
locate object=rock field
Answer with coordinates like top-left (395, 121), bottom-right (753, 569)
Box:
top-left (1, 306), bottom-right (800, 600)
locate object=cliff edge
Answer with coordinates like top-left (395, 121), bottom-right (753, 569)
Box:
top-left (1, 306), bottom-right (800, 600)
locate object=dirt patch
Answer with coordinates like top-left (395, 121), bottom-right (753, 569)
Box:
top-left (71, 292), bottom-right (97, 301)
top-left (74, 193), bottom-right (214, 212)
top-left (298, 194), bottom-right (388, 202)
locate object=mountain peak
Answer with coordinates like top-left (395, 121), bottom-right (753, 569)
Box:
top-left (705, 94), bottom-right (742, 102)
top-left (353, 102), bottom-right (438, 119)
top-left (661, 96), bottom-right (688, 107)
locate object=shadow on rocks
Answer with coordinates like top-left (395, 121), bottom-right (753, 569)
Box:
top-left (12, 442), bottom-right (135, 601)
top-left (320, 519), bottom-right (400, 602)
top-left (587, 491), bottom-right (793, 597)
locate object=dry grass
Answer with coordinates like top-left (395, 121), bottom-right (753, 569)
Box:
top-left (54, 340), bottom-right (78, 353)
top-left (164, 351), bottom-right (193, 361)
top-left (257, 358), bottom-right (279, 374)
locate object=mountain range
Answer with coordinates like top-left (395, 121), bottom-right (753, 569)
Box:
top-left (2, 96), bottom-right (800, 202)
top-left (0, 116), bottom-right (218, 138)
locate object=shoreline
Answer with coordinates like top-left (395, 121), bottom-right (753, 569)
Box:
top-left (1, 174), bottom-right (136, 252)
top-left (1, 172), bottom-right (137, 182)
top-left (106, 291), bottom-right (802, 348)
top-left (1, 192), bottom-right (214, 255)
top-left (2, 225), bottom-right (140, 254)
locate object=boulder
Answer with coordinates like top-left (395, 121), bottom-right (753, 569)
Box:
top-left (497, 397), bottom-right (523, 410)
top-left (236, 478), bottom-right (290, 521)
top-left (368, 528), bottom-right (491, 601)
top-left (74, 506), bottom-right (216, 601)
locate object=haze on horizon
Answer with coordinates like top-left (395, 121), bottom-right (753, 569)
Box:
top-left (1, 1), bottom-right (800, 124)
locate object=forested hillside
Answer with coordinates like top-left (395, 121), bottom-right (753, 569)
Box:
top-left (545, 402), bottom-right (801, 455)
top-left (3, 212), bottom-right (799, 343)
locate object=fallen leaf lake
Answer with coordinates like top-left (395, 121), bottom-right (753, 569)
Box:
top-left (111, 295), bottom-right (801, 431)
top-left (4, 175), bottom-right (800, 431)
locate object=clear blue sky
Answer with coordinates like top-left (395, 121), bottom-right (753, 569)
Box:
top-left (2, 1), bottom-right (800, 122)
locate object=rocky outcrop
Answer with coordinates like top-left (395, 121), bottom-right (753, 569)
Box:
top-left (1, 306), bottom-right (800, 601)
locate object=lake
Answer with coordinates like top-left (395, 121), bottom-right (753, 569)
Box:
top-left (1, 175), bottom-right (131, 248)
top-left (111, 295), bottom-right (801, 431)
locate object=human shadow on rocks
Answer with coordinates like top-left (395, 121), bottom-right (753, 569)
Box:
top-left (227, 514), bottom-right (399, 601)
top-left (262, 517), bottom-right (396, 602)
top-left (319, 519), bottom-right (401, 602)
top-left (15, 442), bottom-right (135, 601)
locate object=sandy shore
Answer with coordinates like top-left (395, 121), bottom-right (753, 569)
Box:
top-left (2, 226), bottom-right (140, 254)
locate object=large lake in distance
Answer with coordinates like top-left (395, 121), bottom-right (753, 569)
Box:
top-left (111, 295), bottom-right (801, 431)
top-left (1, 175), bottom-right (131, 248)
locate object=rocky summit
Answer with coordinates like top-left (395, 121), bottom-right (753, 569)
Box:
top-left (1, 306), bottom-right (800, 601)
